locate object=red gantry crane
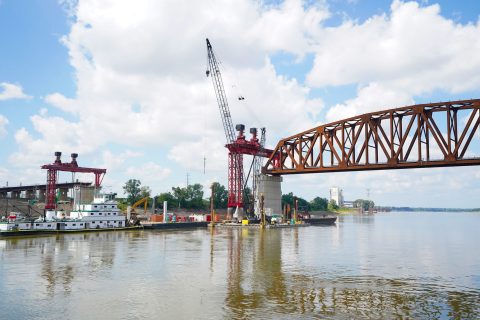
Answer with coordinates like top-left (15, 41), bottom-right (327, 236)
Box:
top-left (41, 152), bottom-right (106, 210)
top-left (206, 39), bottom-right (275, 218)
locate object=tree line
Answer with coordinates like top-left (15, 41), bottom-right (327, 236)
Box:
top-left (122, 179), bottom-right (227, 210)
top-left (121, 179), bottom-right (374, 211)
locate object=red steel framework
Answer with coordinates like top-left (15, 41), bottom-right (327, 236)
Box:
top-left (264, 99), bottom-right (480, 175)
top-left (42, 152), bottom-right (106, 210)
top-left (206, 38), bottom-right (275, 209)
top-left (226, 128), bottom-right (274, 208)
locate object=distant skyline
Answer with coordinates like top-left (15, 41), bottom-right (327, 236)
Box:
top-left (1, 0), bottom-right (480, 207)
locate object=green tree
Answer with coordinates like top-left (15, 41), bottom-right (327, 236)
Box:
top-left (172, 186), bottom-right (187, 208)
top-left (353, 199), bottom-right (375, 211)
top-left (282, 192), bottom-right (310, 212)
top-left (211, 182), bottom-right (228, 209)
top-left (140, 186), bottom-right (151, 199)
top-left (171, 183), bottom-right (205, 209)
top-left (185, 183), bottom-right (204, 209)
top-left (123, 179), bottom-right (142, 205)
top-left (156, 192), bottom-right (176, 208)
top-left (310, 197), bottom-right (328, 211)
top-left (328, 199), bottom-right (339, 211)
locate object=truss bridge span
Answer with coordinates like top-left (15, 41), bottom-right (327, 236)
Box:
top-left (264, 99), bottom-right (480, 175)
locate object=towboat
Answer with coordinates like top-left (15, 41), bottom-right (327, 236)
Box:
top-left (0, 193), bottom-right (141, 237)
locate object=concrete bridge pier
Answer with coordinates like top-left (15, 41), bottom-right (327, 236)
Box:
top-left (255, 174), bottom-right (282, 217)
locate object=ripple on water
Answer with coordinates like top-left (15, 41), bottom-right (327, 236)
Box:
top-left (1, 212), bottom-right (479, 319)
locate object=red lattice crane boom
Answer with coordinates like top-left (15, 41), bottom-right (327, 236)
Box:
top-left (206, 39), bottom-right (275, 213)
top-left (41, 152), bottom-right (106, 210)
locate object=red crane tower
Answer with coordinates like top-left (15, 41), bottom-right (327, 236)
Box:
top-left (41, 152), bottom-right (106, 210)
top-left (206, 39), bottom-right (275, 218)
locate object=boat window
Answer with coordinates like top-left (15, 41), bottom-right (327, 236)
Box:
top-left (36, 223), bottom-right (40, 226)
top-left (113, 213), bottom-right (116, 215)
top-left (94, 205), bottom-right (98, 208)
top-left (100, 221), bottom-right (103, 223)
top-left (108, 213), bottom-right (111, 215)
top-left (80, 223), bottom-right (83, 226)
top-left (72, 224), bottom-right (76, 226)
top-left (90, 213), bottom-right (94, 216)
top-left (47, 225), bottom-right (51, 227)
top-left (99, 212), bottom-right (102, 215)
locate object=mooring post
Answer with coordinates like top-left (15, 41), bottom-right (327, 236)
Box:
top-left (260, 193), bottom-right (265, 229)
top-left (294, 199), bottom-right (298, 224)
top-left (210, 183), bottom-right (215, 227)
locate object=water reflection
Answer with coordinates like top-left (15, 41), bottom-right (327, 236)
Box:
top-left (223, 228), bottom-right (288, 319)
top-left (218, 228), bottom-right (480, 319)
top-left (1, 217), bottom-right (479, 319)
top-left (1, 231), bottom-right (143, 298)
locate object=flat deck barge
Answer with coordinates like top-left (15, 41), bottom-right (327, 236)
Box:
top-left (0, 226), bottom-right (143, 237)
top-left (142, 222), bottom-right (209, 230)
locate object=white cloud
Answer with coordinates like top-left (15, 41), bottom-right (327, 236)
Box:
top-left (12, 0), bottom-right (323, 170)
top-left (284, 166), bottom-right (480, 208)
top-left (307, 0), bottom-right (480, 95)
top-left (125, 162), bottom-right (171, 191)
top-left (0, 114), bottom-right (8, 137)
top-left (44, 93), bottom-right (78, 113)
top-left (0, 82), bottom-right (32, 101)
top-left (325, 82), bottom-right (414, 122)
top-left (101, 149), bottom-right (143, 172)
top-left (6, 0), bottom-right (480, 207)
top-left (0, 167), bottom-right (9, 185)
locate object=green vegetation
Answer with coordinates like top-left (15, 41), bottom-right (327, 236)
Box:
top-left (121, 179), bottom-right (362, 214)
top-left (310, 197), bottom-right (329, 211)
top-left (123, 179), bottom-right (142, 205)
top-left (121, 179), bottom-right (232, 210)
top-left (211, 182), bottom-right (228, 209)
top-left (281, 192), bottom-right (331, 213)
top-left (328, 199), bottom-right (339, 211)
top-left (353, 199), bottom-right (375, 211)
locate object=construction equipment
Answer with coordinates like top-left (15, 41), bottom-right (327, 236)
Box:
top-left (127, 197), bottom-right (149, 225)
top-left (206, 39), bottom-right (275, 219)
top-left (131, 197), bottom-right (148, 215)
top-left (41, 152), bottom-right (106, 211)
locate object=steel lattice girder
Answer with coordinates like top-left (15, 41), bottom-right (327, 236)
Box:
top-left (264, 99), bottom-right (480, 175)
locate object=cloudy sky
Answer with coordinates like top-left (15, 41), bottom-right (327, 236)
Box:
top-left (1, 0), bottom-right (479, 207)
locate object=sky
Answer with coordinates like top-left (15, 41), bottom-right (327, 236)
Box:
top-left (0, 0), bottom-right (480, 208)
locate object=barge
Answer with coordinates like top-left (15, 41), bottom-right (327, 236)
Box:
top-left (1, 193), bottom-right (141, 238)
top-left (142, 221), bottom-right (208, 230)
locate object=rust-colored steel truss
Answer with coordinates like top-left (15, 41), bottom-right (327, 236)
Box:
top-left (264, 99), bottom-right (480, 175)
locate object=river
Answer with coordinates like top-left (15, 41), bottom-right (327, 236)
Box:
top-left (1, 212), bottom-right (479, 319)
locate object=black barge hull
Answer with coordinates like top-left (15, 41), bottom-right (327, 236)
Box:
top-left (0, 226), bottom-right (143, 238)
top-left (142, 222), bottom-right (208, 230)
top-left (302, 217), bottom-right (337, 225)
